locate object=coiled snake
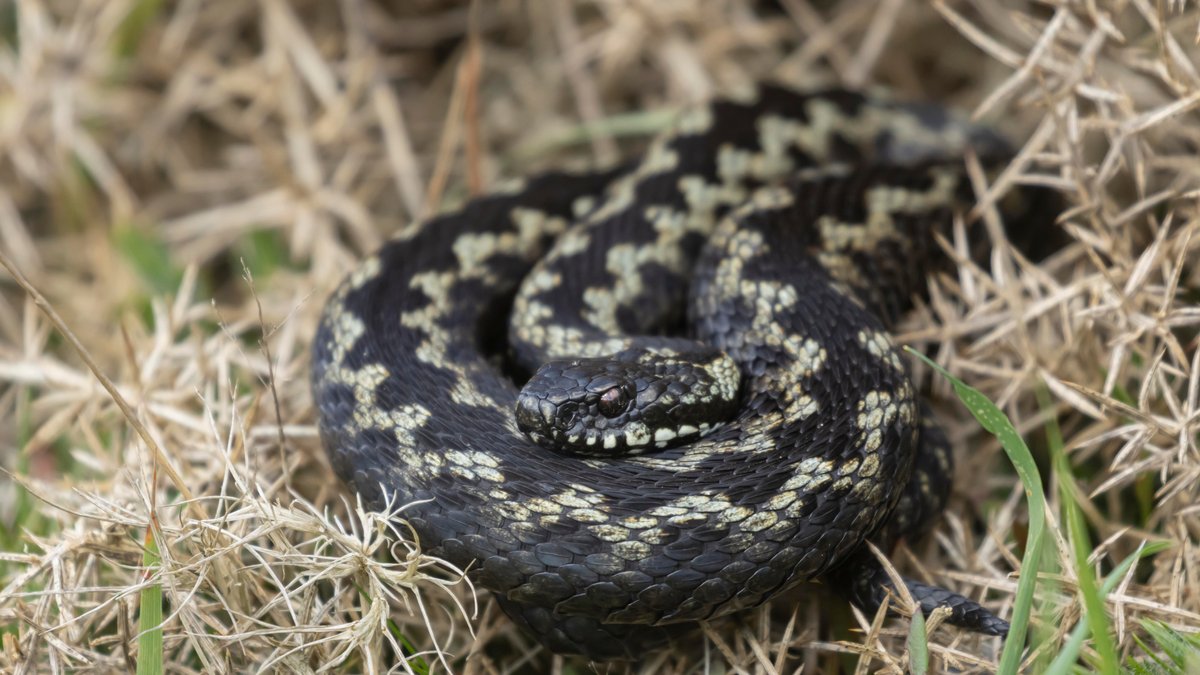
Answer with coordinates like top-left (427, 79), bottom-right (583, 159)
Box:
top-left (311, 85), bottom-right (1014, 660)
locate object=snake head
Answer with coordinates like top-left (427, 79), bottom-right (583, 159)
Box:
top-left (515, 348), bottom-right (741, 457)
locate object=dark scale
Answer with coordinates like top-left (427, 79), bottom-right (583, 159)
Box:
top-left (311, 84), bottom-right (1027, 661)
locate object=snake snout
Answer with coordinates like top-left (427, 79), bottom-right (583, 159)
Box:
top-left (515, 392), bottom-right (555, 433)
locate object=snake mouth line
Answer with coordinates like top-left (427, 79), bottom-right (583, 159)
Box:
top-left (515, 406), bottom-right (717, 456)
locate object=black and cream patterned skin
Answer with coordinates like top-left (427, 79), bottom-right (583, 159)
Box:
top-left (311, 85), bottom-right (1012, 660)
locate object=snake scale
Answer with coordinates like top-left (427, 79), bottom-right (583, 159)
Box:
top-left (311, 84), bottom-right (1015, 660)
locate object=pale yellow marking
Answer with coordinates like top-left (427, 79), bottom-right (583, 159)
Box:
top-left (546, 487), bottom-right (606, 510)
top-left (666, 512), bottom-right (708, 528)
top-left (647, 505), bottom-right (687, 518)
top-left (675, 105), bottom-right (713, 134)
top-left (718, 505), bottom-right (754, 524)
top-left (621, 516), bottom-right (658, 530)
top-left (525, 497), bottom-right (567, 515)
top-left (612, 541), bottom-right (652, 561)
top-left (593, 524), bottom-right (631, 542)
top-left (783, 497), bottom-right (811, 520)
top-left (858, 454), bottom-right (880, 478)
top-left (638, 528), bottom-right (674, 545)
top-left (624, 421), bottom-right (651, 447)
top-left (739, 511), bottom-right (779, 533)
top-left (838, 457), bottom-right (862, 477)
top-left (347, 255), bottom-right (381, 289)
top-left (765, 491), bottom-right (798, 511)
top-left (495, 502), bottom-right (532, 522)
top-left (859, 330), bottom-right (905, 371)
top-left (569, 508), bottom-right (609, 524)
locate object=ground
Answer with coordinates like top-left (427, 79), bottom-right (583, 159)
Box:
top-left (0, 1), bottom-right (1199, 673)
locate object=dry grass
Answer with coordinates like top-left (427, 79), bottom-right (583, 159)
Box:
top-left (1, 1), bottom-right (1199, 673)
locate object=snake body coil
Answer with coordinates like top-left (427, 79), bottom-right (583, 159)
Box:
top-left (312, 85), bottom-right (1012, 659)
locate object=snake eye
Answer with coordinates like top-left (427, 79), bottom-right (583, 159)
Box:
top-left (598, 387), bottom-right (629, 418)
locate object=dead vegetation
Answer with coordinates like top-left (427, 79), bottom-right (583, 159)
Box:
top-left (0, 1), bottom-right (1198, 673)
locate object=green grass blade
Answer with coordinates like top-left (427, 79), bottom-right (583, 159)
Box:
top-left (136, 526), bottom-right (164, 675)
top-left (1122, 659), bottom-right (1155, 675)
top-left (1062, 469), bottom-right (1116, 670)
top-left (391, 624), bottom-right (430, 675)
top-left (1128, 632), bottom-right (1175, 672)
top-left (1138, 619), bottom-right (1200, 670)
top-left (1038, 386), bottom-right (1120, 673)
top-left (113, 226), bottom-right (184, 296)
top-left (1042, 541), bottom-right (1170, 675)
top-left (907, 606), bottom-right (929, 675)
top-left (905, 348), bottom-right (1044, 675)
top-left (115, 0), bottom-right (165, 58)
